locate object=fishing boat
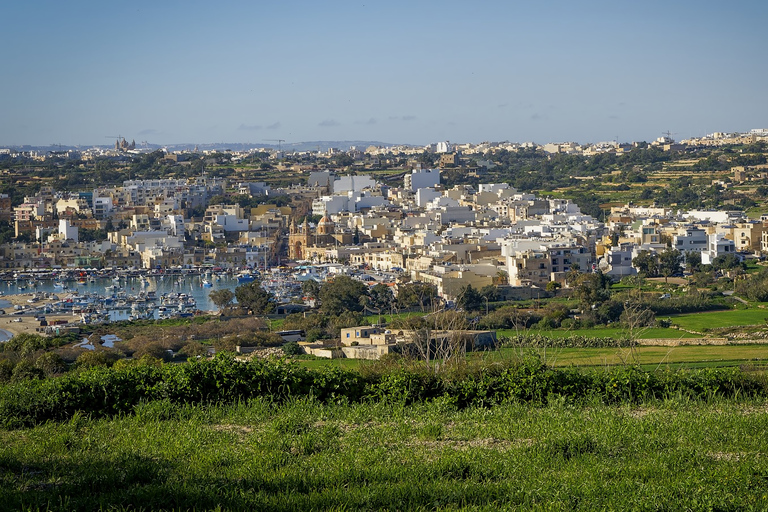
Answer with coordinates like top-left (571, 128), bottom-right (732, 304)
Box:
top-left (236, 271), bottom-right (255, 284)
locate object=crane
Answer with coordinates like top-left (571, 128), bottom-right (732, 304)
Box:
top-left (264, 139), bottom-right (285, 153)
top-left (662, 130), bottom-right (677, 142)
top-left (49, 143), bottom-right (66, 156)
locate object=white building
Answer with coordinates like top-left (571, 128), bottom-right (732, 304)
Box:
top-left (702, 234), bottom-right (737, 265)
top-left (333, 175), bottom-right (375, 194)
top-left (673, 227), bottom-right (708, 254)
top-left (58, 219), bottom-right (78, 242)
top-left (405, 168), bottom-right (440, 191)
top-left (415, 188), bottom-right (441, 208)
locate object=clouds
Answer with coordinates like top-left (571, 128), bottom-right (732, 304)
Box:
top-left (238, 122), bottom-right (281, 131)
top-left (318, 119), bottom-right (341, 127)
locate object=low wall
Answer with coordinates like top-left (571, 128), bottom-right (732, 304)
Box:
top-left (637, 338), bottom-right (729, 346)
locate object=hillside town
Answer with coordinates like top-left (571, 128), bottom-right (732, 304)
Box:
top-left (2, 158), bottom-right (764, 301)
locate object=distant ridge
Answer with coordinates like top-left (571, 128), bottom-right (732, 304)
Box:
top-left (2, 141), bottom-right (412, 152)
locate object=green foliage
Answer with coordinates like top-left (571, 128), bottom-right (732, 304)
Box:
top-left (0, 358), bottom-right (14, 383)
top-left (367, 283), bottom-right (394, 312)
top-left (34, 352), bottom-right (67, 377)
top-left (234, 281), bottom-right (275, 314)
top-left (573, 271), bottom-right (611, 307)
top-left (396, 282), bottom-right (438, 311)
top-left (10, 360), bottom-right (44, 382)
top-left (456, 284), bottom-right (483, 312)
top-left (208, 289), bottom-right (234, 311)
top-left (75, 351), bottom-right (118, 369)
top-left (282, 342), bottom-right (302, 356)
top-left (0, 353), bottom-right (766, 430)
top-left (632, 250), bottom-right (658, 277)
top-left (319, 275), bottom-right (368, 315)
top-left (4, 397), bottom-right (768, 510)
top-left (1, 333), bottom-right (57, 357)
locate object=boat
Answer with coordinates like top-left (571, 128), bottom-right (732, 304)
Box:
top-left (202, 279), bottom-right (212, 287)
top-left (236, 271), bottom-right (255, 284)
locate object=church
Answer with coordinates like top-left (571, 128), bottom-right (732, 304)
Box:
top-left (288, 215), bottom-right (355, 261)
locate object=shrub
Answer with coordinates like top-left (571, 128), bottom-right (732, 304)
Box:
top-left (34, 352), bottom-right (67, 377)
top-left (0, 359), bottom-right (14, 383)
top-left (0, 354), bottom-right (766, 429)
top-left (282, 342), bottom-right (302, 356)
top-left (179, 342), bottom-right (209, 359)
top-left (10, 360), bottom-right (44, 382)
top-left (75, 351), bottom-right (118, 369)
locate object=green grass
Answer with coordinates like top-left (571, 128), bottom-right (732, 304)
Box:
top-left (362, 311), bottom-right (428, 325)
top-left (489, 344), bottom-right (768, 369)
top-left (497, 327), bottom-right (701, 339)
top-left (297, 357), bottom-right (362, 370)
top-left (670, 309), bottom-right (768, 331)
top-left (3, 398), bottom-right (768, 511)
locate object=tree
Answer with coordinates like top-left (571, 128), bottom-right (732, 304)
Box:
top-left (301, 279), bottom-right (321, 301)
top-left (368, 283), bottom-right (394, 312)
top-left (574, 272), bottom-right (611, 308)
top-left (632, 250), bottom-right (658, 277)
top-left (11, 360), bottom-right (44, 382)
top-left (456, 284), bottom-right (483, 312)
top-left (319, 276), bottom-right (368, 315)
top-left (34, 352), bottom-right (67, 377)
top-left (75, 351), bottom-right (116, 369)
top-left (396, 282), bottom-right (437, 312)
top-left (685, 251), bottom-right (701, 273)
top-left (657, 248), bottom-right (683, 283)
top-left (479, 284), bottom-right (499, 302)
top-left (235, 281), bottom-right (275, 314)
top-left (711, 254), bottom-right (745, 272)
top-left (209, 289), bottom-right (235, 312)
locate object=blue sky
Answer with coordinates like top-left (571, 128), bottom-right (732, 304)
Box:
top-left (1, 0), bottom-right (766, 146)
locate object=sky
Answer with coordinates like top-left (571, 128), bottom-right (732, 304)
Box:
top-left (1, 0), bottom-right (767, 147)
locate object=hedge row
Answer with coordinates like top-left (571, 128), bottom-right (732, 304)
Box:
top-left (500, 333), bottom-right (630, 348)
top-left (0, 354), bottom-right (765, 428)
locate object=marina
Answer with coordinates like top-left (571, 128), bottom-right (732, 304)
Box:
top-left (0, 264), bottom-right (400, 335)
top-left (0, 269), bottom-right (243, 326)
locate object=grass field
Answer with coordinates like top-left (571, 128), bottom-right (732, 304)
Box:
top-left (3, 398), bottom-right (768, 511)
top-left (490, 344), bottom-right (768, 369)
top-left (497, 327), bottom-right (701, 339)
top-left (296, 344), bottom-right (768, 371)
top-left (669, 309), bottom-right (768, 331)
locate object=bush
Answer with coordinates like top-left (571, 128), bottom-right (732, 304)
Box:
top-left (0, 354), bottom-right (766, 429)
top-left (10, 360), bottom-right (44, 382)
top-left (34, 352), bottom-right (67, 377)
top-left (179, 342), bottom-right (209, 359)
top-left (282, 342), bottom-right (302, 356)
top-left (0, 357), bottom-right (17, 383)
top-left (75, 351), bottom-right (119, 369)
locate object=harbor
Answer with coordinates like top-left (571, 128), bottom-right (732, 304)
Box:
top-left (0, 269), bottom-right (241, 333)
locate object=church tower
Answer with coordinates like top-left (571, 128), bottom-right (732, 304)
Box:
top-left (288, 217), bottom-right (310, 260)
